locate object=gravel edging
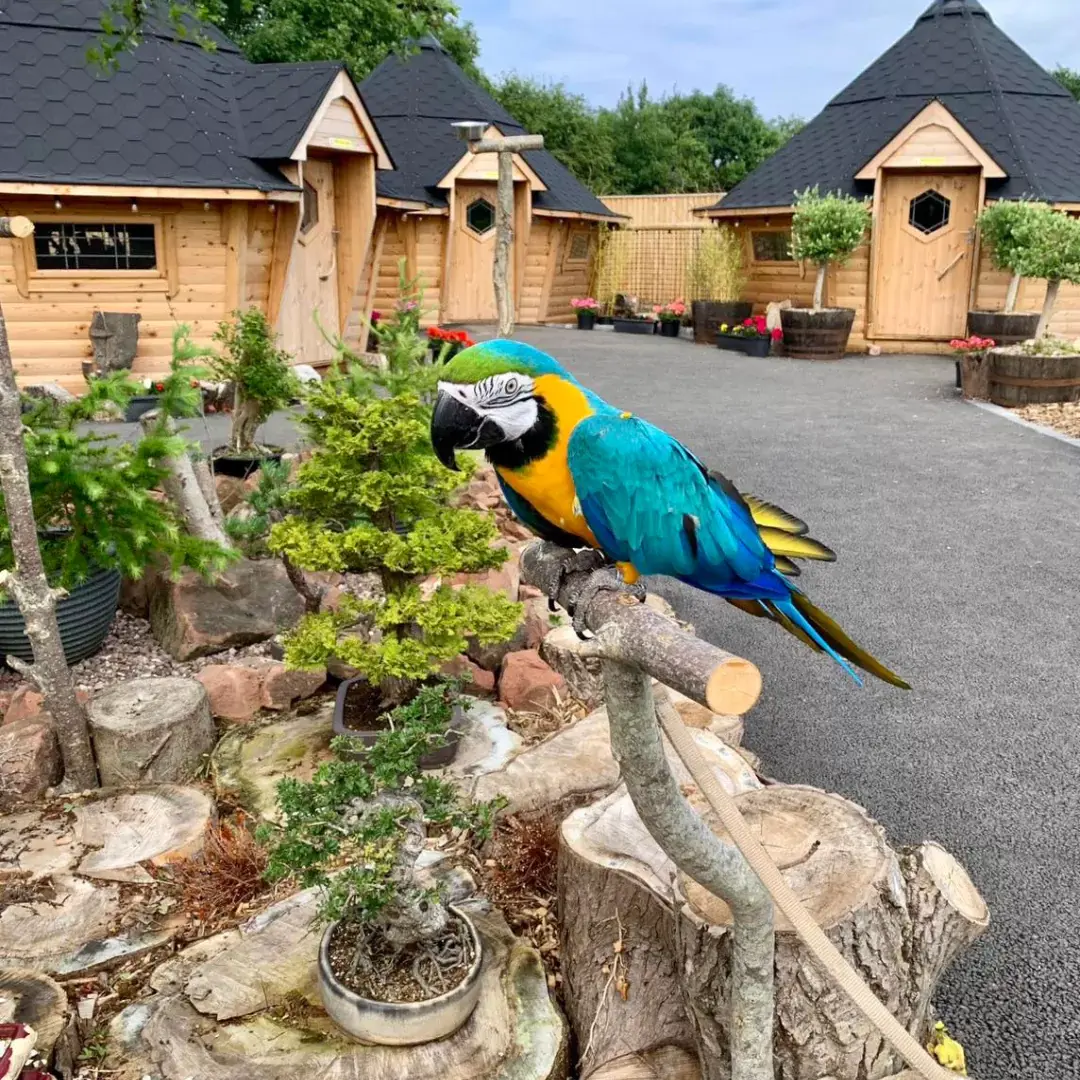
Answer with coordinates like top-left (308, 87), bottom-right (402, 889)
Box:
top-left (967, 399), bottom-right (1080, 449)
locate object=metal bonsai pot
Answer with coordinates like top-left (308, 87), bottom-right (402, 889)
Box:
top-left (332, 676), bottom-right (465, 769)
top-left (780, 307), bottom-right (856, 360)
top-left (692, 300), bottom-right (753, 344)
top-left (966, 311), bottom-right (1039, 346)
top-left (0, 566), bottom-right (121, 665)
top-left (613, 318), bottom-right (655, 335)
top-left (318, 906), bottom-right (483, 1045)
top-left (124, 395), bottom-right (160, 422)
top-left (658, 320), bottom-right (681, 338)
top-left (576, 311), bottom-right (596, 330)
top-left (716, 333), bottom-right (771, 358)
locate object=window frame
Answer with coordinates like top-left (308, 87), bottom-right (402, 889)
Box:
top-left (562, 228), bottom-right (592, 269)
top-left (464, 196), bottom-right (496, 239)
top-left (749, 227), bottom-right (796, 265)
top-left (24, 212), bottom-right (169, 283)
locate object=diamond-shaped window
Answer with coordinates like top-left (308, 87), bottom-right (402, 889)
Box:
top-left (466, 198), bottom-right (495, 236)
top-left (909, 190), bottom-right (950, 235)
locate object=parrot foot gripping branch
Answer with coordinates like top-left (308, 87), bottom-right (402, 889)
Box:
top-left (520, 539), bottom-right (976, 1080)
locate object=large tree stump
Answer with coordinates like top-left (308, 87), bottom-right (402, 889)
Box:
top-left (87, 677), bottom-right (215, 785)
top-left (0, 968), bottom-right (68, 1057)
top-left (560, 784), bottom-right (988, 1080)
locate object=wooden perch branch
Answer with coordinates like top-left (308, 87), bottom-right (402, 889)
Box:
top-left (0, 217), bottom-right (34, 239)
top-left (519, 541), bottom-right (762, 716)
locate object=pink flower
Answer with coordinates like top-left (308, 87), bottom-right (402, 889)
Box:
top-left (771, 327), bottom-right (783, 340)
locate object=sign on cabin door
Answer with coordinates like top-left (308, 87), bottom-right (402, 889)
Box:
top-left (871, 171), bottom-right (980, 339)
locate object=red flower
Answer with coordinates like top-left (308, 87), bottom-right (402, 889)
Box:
top-left (771, 327), bottom-right (783, 340)
top-left (154, 381), bottom-right (165, 392)
top-left (742, 317), bottom-right (754, 327)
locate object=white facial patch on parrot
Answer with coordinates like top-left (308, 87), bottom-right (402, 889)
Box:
top-left (438, 373), bottom-right (538, 443)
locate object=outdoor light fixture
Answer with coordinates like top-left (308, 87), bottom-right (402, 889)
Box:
top-left (54, 198), bottom-right (62, 209)
top-left (451, 120), bottom-right (487, 144)
top-left (131, 201), bottom-right (138, 212)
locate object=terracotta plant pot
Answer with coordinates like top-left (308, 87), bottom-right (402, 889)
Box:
top-left (576, 311), bottom-right (597, 330)
top-left (658, 320), bottom-right (681, 338)
top-left (716, 333), bottom-right (771, 358)
top-left (691, 300), bottom-right (753, 345)
top-left (780, 308), bottom-right (856, 360)
top-left (966, 311), bottom-right (1039, 347)
top-left (319, 906), bottom-right (483, 1045)
top-left (332, 677), bottom-right (465, 769)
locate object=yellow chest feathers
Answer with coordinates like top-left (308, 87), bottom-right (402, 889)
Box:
top-left (495, 374), bottom-right (598, 547)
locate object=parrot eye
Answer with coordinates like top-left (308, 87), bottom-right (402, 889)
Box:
top-left (504, 377), bottom-right (519, 394)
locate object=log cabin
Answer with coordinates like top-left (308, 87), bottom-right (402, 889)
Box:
top-left (0, 4), bottom-right (617, 391)
top-left (700, 0), bottom-right (1080, 353)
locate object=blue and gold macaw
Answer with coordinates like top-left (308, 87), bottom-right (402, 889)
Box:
top-left (430, 340), bottom-right (908, 688)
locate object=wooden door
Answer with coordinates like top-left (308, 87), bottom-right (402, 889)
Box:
top-left (444, 181), bottom-right (503, 322)
top-left (871, 171), bottom-right (980, 339)
top-left (280, 157), bottom-right (340, 364)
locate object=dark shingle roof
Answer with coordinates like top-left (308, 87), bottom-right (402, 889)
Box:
top-left (359, 37), bottom-right (616, 217)
top-left (0, 0), bottom-right (348, 190)
top-left (715, 0), bottom-right (1080, 210)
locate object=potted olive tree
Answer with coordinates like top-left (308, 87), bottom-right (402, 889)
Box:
top-left (263, 682), bottom-right (492, 1045)
top-left (970, 200), bottom-right (1045, 344)
top-left (688, 227), bottom-right (750, 344)
top-left (211, 309), bottom-right (298, 478)
top-left (782, 187), bottom-right (871, 360)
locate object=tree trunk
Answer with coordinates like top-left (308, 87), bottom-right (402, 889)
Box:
top-left (1004, 272), bottom-right (1021, 314)
top-left (495, 149), bottom-right (515, 338)
top-left (231, 390), bottom-right (261, 454)
top-left (193, 458), bottom-right (225, 527)
top-left (141, 415), bottom-right (230, 545)
top-left (0, 217), bottom-right (98, 789)
top-left (560, 784), bottom-right (989, 1080)
top-left (1036, 277), bottom-right (1061, 339)
top-left (812, 263), bottom-right (827, 313)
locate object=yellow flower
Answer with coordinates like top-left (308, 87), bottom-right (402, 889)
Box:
top-left (719, 323), bottom-right (728, 332)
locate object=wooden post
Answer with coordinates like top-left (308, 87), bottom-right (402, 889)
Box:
top-left (495, 149), bottom-right (515, 337)
top-left (0, 216), bottom-right (98, 788)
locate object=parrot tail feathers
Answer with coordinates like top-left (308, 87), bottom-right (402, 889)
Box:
top-left (771, 593), bottom-right (911, 690)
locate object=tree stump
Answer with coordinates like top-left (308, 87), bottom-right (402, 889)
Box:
top-left (87, 677), bottom-right (215, 785)
top-left (559, 784), bottom-right (988, 1080)
top-left (0, 968), bottom-right (68, 1057)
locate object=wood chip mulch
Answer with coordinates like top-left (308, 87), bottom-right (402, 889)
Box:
top-left (1012, 401), bottom-right (1080, 438)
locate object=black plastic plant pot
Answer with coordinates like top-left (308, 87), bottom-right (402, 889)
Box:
top-left (658, 320), bottom-right (681, 338)
top-left (576, 311), bottom-right (597, 330)
top-left (332, 677), bottom-right (466, 770)
top-left (613, 318), bottom-right (655, 335)
top-left (0, 567), bottom-right (121, 665)
top-left (124, 395), bottom-right (160, 422)
top-left (691, 301), bottom-right (753, 345)
top-left (595, 315), bottom-right (614, 326)
top-left (716, 333), bottom-right (771, 358)
top-left (212, 446), bottom-right (284, 480)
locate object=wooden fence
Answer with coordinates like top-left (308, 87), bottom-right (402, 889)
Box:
top-left (595, 193), bottom-right (723, 309)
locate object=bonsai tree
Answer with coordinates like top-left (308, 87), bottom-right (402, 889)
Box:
top-left (1022, 208), bottom-right (1080, 339)
top-left (269, 274), bottom-right (521, 704)
top-left (212, 309), bottom-right (298, 456)
top-left (790, 187), bottom-right (871, 312)
top-left (263, 682), bottom-right (496, 1013)
top-left (976, 199), bottom-right (1049, 313)
top-left (687, 226), bottom-right (746, 302)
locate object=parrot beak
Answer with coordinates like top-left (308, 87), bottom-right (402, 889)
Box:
top-left (431, 390), bottom-right (505, 471)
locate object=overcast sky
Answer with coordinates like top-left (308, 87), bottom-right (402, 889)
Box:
top-left (467, 0), bottom-right (1080, 120)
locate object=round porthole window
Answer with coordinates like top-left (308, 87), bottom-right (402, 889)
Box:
top-left (909, 190), bottom-right (950, 235)
top-left (466, 198), bottom-right (495, 236)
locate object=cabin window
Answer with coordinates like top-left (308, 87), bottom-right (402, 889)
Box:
top-left (33, 222), bottom-right (157, 271)
top-left (301, 179), bottom-right (320, 234)
top-left (750, 229), bottom-right (793, 262)
top-left (565, 231), bottom-right (591, 264)
top-left (908, 190), bottom-right (950, 235)
top-left (466, 197), bottom-right (495, 237)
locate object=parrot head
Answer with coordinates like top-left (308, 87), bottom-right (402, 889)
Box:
top-left (430, 340), bottom-right (573, 471)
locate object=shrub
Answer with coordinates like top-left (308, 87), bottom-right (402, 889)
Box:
top-left (212, 309), bottom-right (298, 454)
top-left (687, 226), bottom-right (746, 302)
top-left (977, 200), bottom-right (1049, 312)
top-left (1020, 209), bottom-right (1080, 339)
top-left (790, 187), bottom-right (871, 311)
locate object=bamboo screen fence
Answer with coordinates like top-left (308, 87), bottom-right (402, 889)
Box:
top-left (593, 193), bottom-right (723, 310)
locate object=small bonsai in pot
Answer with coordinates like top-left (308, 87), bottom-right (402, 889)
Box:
top-left (970, 200), bottom-right (1045, 343)
top-left (211, 309), bottom-right (298, 478)
top-left (716, 315), bottom-right (782, 358)
top-left (571, 297), bottom-right (601, 330)
top-left (783, 187), bottom-right (871, 359)
top-left (1018, 206), bottom-right (1080, 341)
top-left (654, 300), bottom-right (687, 338)
top-left (687, 227), bottom-right (750, 343)
top-left (262, 682), bottom-right (496, 1045)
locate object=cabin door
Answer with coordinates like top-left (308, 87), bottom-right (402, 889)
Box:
top-left (444, 181), bottom-right (506, 322)
top-left (280, 157), bottom-right (340, 365)
top-left (871, 170), bottom-right (979, 339)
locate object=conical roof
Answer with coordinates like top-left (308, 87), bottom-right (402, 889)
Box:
top-left (717, 0), bottom-right (1080, 210)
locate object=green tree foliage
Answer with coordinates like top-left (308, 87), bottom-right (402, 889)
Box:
top-left (790, 187), bottom-right (871, 310)
top-left (1052, 66), bottom-right (1080, 101)
top-left (489, 78), bottom-right (802, 194)
top-left (1022, 207), bottom-right (1080, 337)
top-left (977, 200), bottom-right (1051, 278)
top-left (268, 271), bottom-right (520, 691)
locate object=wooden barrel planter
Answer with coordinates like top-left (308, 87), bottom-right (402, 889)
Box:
top-left (779, 307), bottom-right (855, 360)
top-left (989, 348), bottom-right (1080, 406)
top-left (967, 311), bottom-right (1039, 347)
top-left (691, 300), bottom-right (752, 345)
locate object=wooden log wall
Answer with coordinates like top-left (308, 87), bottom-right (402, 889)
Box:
top-left (519, 217), bottom-right (555, 324)
top-left (372, 212), bottom-right (445, 326)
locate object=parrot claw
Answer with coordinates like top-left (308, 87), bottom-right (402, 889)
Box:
top-left (572, 566), bottom-right (646, 639)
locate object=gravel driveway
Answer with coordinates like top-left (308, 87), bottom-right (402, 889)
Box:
top-left (498, 326), bottom-right (1079, 1080)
